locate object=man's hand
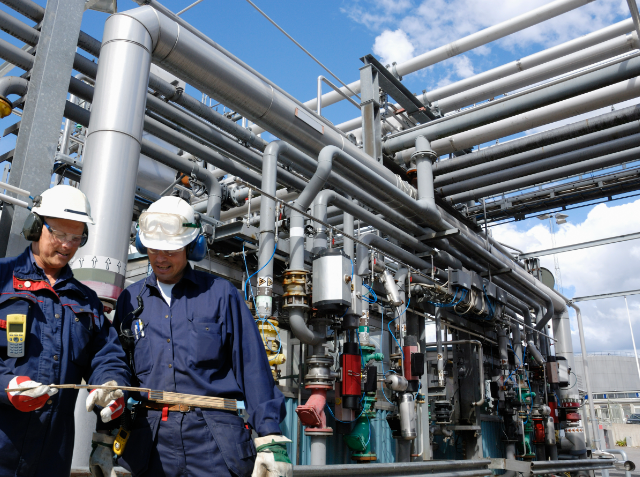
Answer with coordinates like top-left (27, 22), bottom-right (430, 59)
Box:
top-left (89, 432), bottom-right (117, 477)
top-left (252, 435), bottom-right (293, 477)
top-left (6, 376), bottom-right (58, 412)
top-left (86, 380), bottom-right (125, 423)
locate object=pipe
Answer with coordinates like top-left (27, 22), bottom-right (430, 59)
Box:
top-left (510, 323), bottom-right (523, 367)
top-left (313, 190), bottom-right (434, 258)
top-left (446, 141), bottom-right (640, 203)
top-left (383, 55), bottom-right (640, 155)
top-left (120, 6), bottom-right (397, 188)
top-left (436, 122), bottom-right (640, 190)
top-left (215, 189), bottom-right (298, 221)
top-left (287, 147), bottom-right (333, 345)
top-left (567, 299), bottom-right (600, 450)
top-left (435, 309), bottom-right (445, 387)
top-left (597, 449), bottom-right (633, 477)
top-left (438, 32), bottom-right (639, 113)
top-left (77, 10), bottom-right (153, 300)
top-left (336, 19), bottom-right (635, 135)
top-left (355, 233), bottom-right (432, 277)
top-left (255, 142), bottom-right (279, 318)
top-left (301, 0), bottom-right (596, 113)
top-left (434, 103), bottom-right (640, 175)
top-left (527, 341), bottom-right (546, 366)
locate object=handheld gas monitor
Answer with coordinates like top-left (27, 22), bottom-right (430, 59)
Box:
top-left (6, 314), bottom-right (26, 358)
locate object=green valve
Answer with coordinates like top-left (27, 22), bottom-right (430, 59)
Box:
top-left (344, 416), bottom-right (371, 453)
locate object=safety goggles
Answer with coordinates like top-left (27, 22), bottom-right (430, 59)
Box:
top-left (44, 221), bottom-right (87, 246)
top-left (139, 212), bottom-right (199, 237)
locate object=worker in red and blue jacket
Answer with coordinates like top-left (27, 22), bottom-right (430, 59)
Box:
top-left (107, 196), bottom-right (290, 477)
top-left (0, 185), bottom-right (130, 477)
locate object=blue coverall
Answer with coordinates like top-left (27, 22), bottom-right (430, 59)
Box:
top-left (113, 265), bottom-right (286, 477)
top-left (0, 247), bottom-right (131, 477)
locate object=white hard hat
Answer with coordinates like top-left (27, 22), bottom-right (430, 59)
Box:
top-left (138, 196), bottom-right (199, 250)
top-left (32, 185), bottom-right (95, 224)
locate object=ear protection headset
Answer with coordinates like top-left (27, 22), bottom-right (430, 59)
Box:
top-left (22, 208), bottom-right (89, 247)
top-left (134, 224), bottom-right (207, 262)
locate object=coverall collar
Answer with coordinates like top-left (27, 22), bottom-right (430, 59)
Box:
top-left (13, 246), bottom-right (78, 292)
top-left (146, 263), bottom-right (199, 292)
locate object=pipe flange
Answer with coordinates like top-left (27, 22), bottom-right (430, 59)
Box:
top-left (282, 270), bottom-right (309, 309)
top-left (410, 149), bottom-right (437, 164)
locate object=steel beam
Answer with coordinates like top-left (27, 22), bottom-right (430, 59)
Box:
top-left (572, 289), bottom-right (640, 302)
top-left (518, 231), bottom-right (640, 259)
top-left (0, 0), bottom-right (86, 257)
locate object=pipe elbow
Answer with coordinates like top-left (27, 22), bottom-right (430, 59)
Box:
top-left (0, 77), bottom-right (27, 118)
top-left (289, 309), bottom-right (325, 345)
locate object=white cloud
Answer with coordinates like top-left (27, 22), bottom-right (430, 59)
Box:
top-left (492, 199), bottom-right (640, 353)
top-left (373, 29), bottom-right (416, 66)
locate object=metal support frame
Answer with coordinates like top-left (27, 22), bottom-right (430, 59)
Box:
top-left (517, 231), bottom-right (640, 259)
top-left (0, 0), bottom-right (87, 258)
top-left (359, 63), bottom-right (382, 164)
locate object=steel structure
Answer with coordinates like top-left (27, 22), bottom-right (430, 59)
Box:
top-left (0, 0), bottom-right (638, 474)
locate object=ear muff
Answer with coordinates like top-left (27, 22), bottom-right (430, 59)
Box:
top-left (79, 224), bottom-right (89, 247)
top-left (134, 229), bottom-right (147, 255)
top-left (22, 213), bottom-right (43, 241)
top-left (186, 234), bottom-right (207, 262)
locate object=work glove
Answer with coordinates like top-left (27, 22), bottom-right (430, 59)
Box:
top-left (89, 432), bottom-right (117, 477)
top-left (252, 435), bottom-right (293, 477)
top-left (86, 380), bottom-right (125, 423)
top-left (6, 376), bottom-right (58, 412)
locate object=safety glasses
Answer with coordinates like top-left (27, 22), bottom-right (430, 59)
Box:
top-left (139, 212), bottom-right (198, 237)
top-left (44, 222), bottom-right (87, 246)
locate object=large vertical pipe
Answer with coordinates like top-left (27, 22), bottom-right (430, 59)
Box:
top-left (76, 12), bottom-right (153, 303)
top-left (552, 309), bottom-right (577, 398)
top-left (256, 142), bottom-right (279, 318)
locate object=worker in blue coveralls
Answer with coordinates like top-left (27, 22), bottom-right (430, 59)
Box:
top-left (0, 185), bottom-right (130, 477)
top-left (92, 196), bottom-right (292, 477)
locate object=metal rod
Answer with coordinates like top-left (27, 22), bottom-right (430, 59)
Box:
top-left (624, 296), bottom-right (640, 384)
top-left (176, 0), bottom-right (204, 16)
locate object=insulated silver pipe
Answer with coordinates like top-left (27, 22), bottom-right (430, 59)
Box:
top-left (77, 12), bottom-right (153, 301)
top-left (125, 5), bottom-right (396, 188)
top-left (438, 32), bottom-right (639, 113)
top-left (434, 103), bottom-right (640, 175)
top-left (383, 56), bottom-right (640, 155)
top-left (447, 142), bottom-right (640, 204)
top-left (336, 19), bottom-right (635, 134)
top-left (435, 120), bottom-right (640, 188)
top-left (302, 0), bottom-right (596, 112)
top-left (441, 132), bottom-right (640, 199)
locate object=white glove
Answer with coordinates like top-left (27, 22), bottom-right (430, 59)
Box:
top-left (252, 435), bottom-right (293, 477)
top-left (85, 380), bottom-right (125, 423)
top-left (89, 432), bottom-right (117, 477)
top-left (6, 376), bottom-right (58, 412)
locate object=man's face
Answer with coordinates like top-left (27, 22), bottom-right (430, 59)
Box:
top-left (148, 248), bottom-right (188, 284)
top-left (33, 217), bottom-right (85, 271)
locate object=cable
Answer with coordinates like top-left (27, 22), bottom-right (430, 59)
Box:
top-left (324, 400), bottom-right (365, 423)
top-left (244, 0), bottom-right (360, 101)
top-left (380, 305), bottom-right (395, 406)
top-left (362, 283), bottom-right (377, 304)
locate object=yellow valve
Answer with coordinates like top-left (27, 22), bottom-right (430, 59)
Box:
top-left (0, 98), bottom-right (12, 119)
top-left (255, 318), bottom-right (286, 373)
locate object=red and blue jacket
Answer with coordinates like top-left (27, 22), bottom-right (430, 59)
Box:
top-left (0, 246), bottom-right (131, 477)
